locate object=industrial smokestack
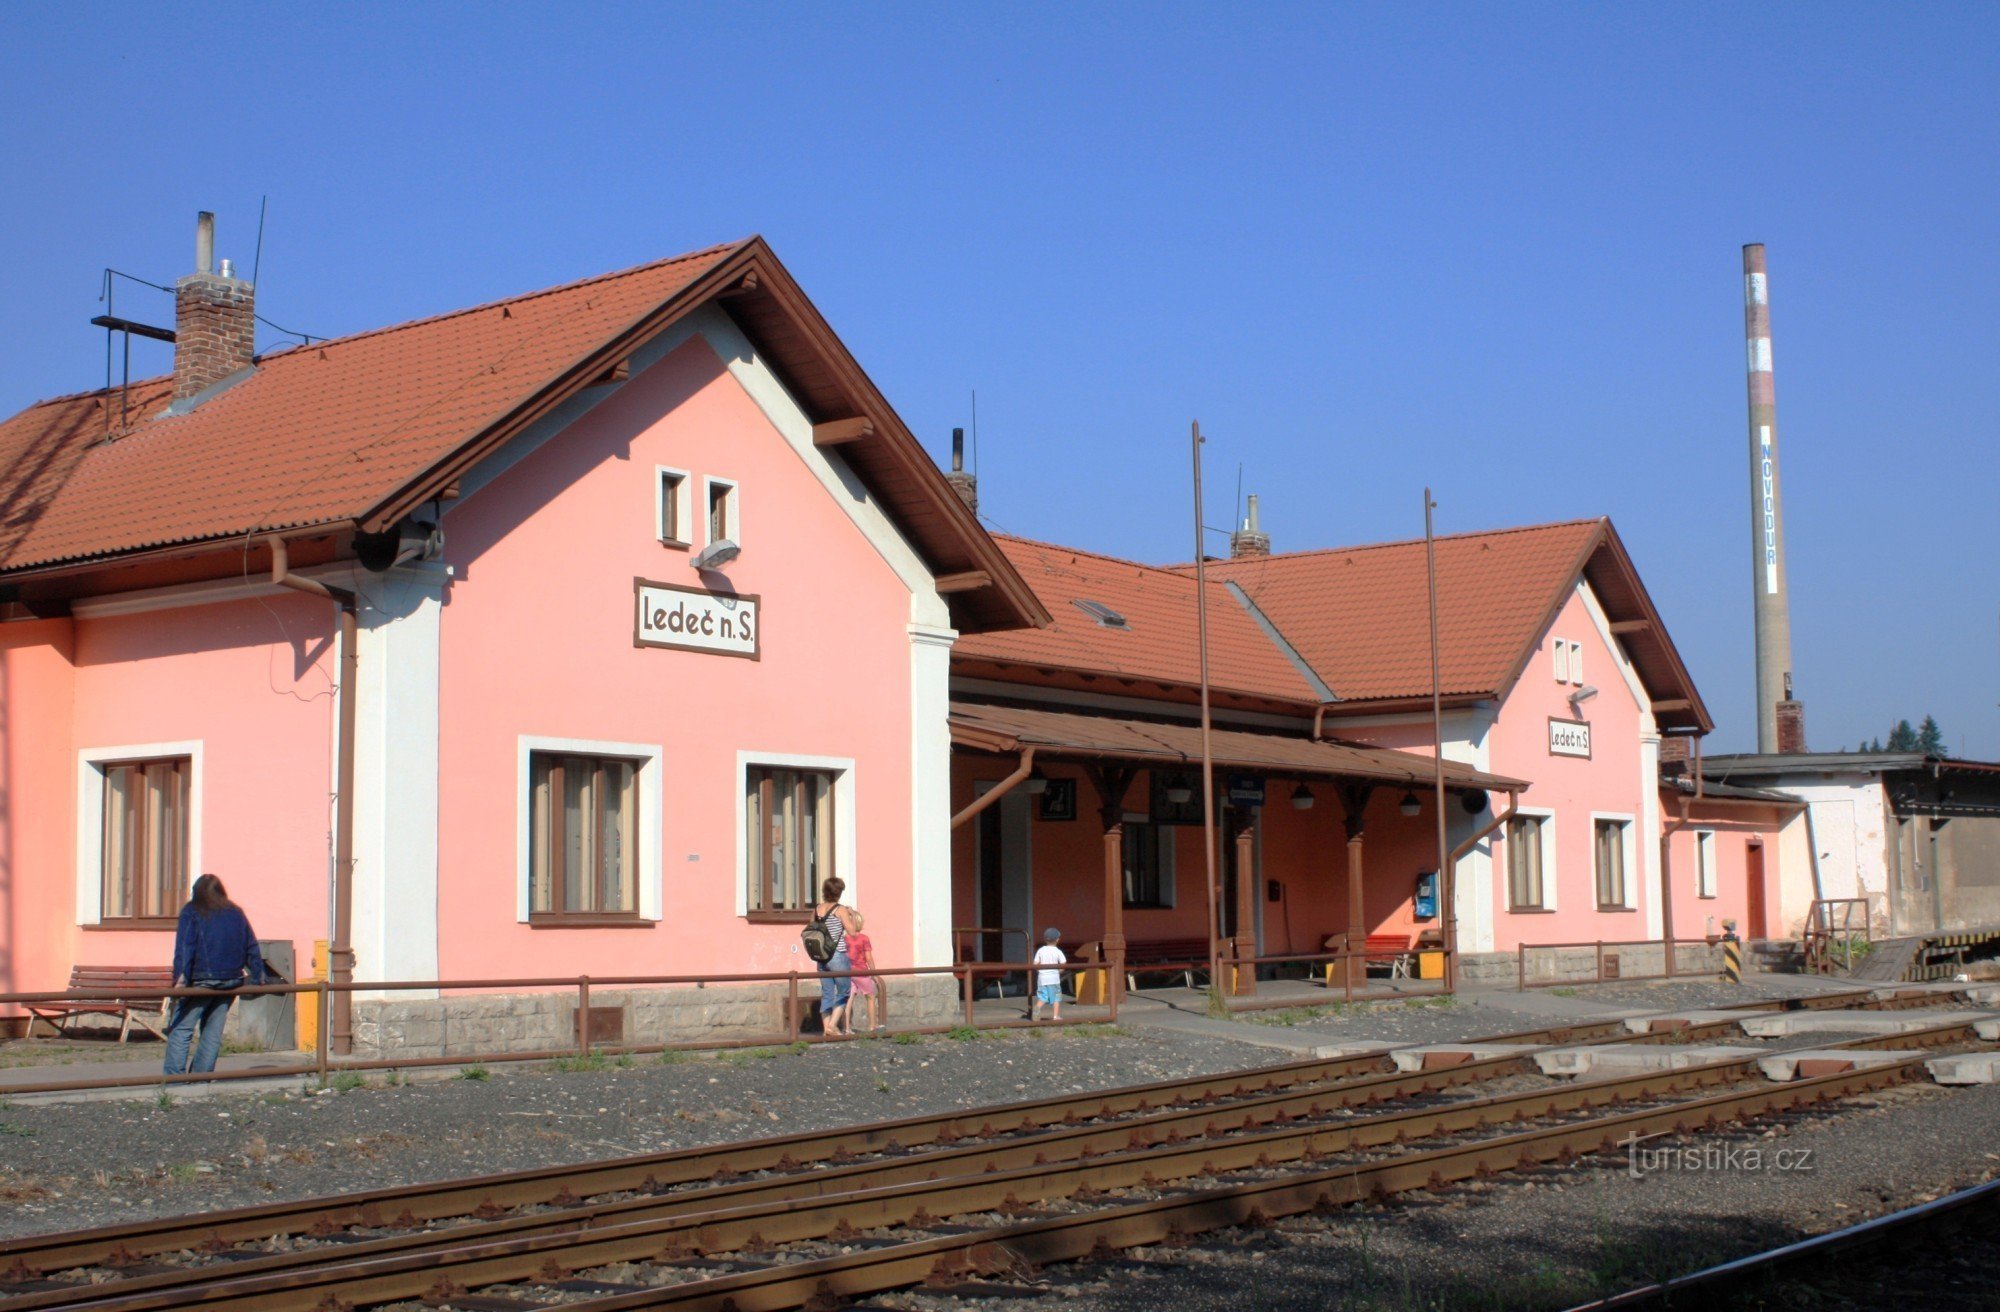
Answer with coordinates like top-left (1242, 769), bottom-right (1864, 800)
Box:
top-left (1742, 244), bottom-right (1801, 753)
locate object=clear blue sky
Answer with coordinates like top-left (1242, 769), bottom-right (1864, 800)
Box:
top-left (4, 5), bottom-right (1995, 754)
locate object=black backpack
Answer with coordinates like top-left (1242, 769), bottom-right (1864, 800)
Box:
top-left (801, 909), bottom-right (837, 964)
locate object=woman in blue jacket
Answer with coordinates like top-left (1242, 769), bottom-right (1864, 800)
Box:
top-left (165, 874), bottom-right (268, 1075)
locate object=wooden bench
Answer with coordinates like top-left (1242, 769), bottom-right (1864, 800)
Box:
top-left (24, 967), bottom-right (174, 1042)
top-left (1322, 934), bottom-right (1415, 982)
top-left (1078, 938), bottom-right (1214, 990)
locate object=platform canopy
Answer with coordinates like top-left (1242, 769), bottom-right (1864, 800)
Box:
top-left (948, 701), bottom-right (1525, 795)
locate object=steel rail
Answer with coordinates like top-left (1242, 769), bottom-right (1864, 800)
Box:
top-left (23, 1020), bottom-right (1983, 1312)
top-left (1561, 1174), bottom-right (2000, 1310)
top-left (453, 1053), bottom-right (1940, 1312)
top-left (0, 1014), bottom-right (1663, 1275)
top-left (0, 985), bottom-right (1938, 1280)
top-left (0, 1048), bottom-right (1566, 1312)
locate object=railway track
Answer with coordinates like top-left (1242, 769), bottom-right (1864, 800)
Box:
top-left (1565, 1174), bottom-right (2000, 1310)
top-left (0, 986), bottom-right (1985, 1312)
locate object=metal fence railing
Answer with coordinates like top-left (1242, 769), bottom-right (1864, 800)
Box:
top-left (0, 961), bottom-right (1111, 1098)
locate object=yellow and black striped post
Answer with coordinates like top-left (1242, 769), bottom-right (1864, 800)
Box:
top-left (1721, 919), bottom-right (1743, 984)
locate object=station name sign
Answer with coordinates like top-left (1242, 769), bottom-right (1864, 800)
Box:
top-left (634, 579), bottom-right (760, 660)
top-left (1547, 718), bottom-right (1591, 759)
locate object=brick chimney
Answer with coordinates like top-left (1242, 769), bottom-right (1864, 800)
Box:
top-left (944, 427), bottom-right (978, 514)
top-left (1775, 699), bottom-right (1807, 754)
top-left (1229, 493), bottom-right (1270, 559)
top-left (173, 212), bottom-right (255, 404)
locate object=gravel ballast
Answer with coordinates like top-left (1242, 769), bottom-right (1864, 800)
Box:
top-left (0, 1026), bottom-right (1281, 1239)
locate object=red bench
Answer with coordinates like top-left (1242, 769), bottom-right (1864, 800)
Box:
top-left (25, 967), bottom-right (174, 1042)
top-left (1322, 934), bottom-right (1415, 981)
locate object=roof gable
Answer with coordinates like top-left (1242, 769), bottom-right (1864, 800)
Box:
top-left (0, 238), bottom-right (1046, 634)
top-left (1199, 518), bottom-right (1710, 732)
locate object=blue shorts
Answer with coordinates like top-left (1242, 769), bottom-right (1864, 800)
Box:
top-left (1036, 984), bottom-right (1061, 1005)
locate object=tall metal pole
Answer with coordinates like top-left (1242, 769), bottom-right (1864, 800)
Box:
top-left (1742, 244), bottom-right (1795, 753)
top-left (1424, 489), bottom-right (1455, 993)
top-left (1193, 422), bottom-right (1222, 996)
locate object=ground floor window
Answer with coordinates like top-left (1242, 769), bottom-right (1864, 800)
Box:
top-left (1595, 817), bottom-right (1633, 909)
top-left (1695, 830), bottom-right (1717, 899)
top-left (1506, 812), bottom-right (1548, 911)
top-left (100, 756), bottom-right (191, 922)
top-left (1122, 818), bottom-right (1174, 908)
top-left (746, 764), bottom-right (837, 916)
top-left (529, 753), bottom-right (641, 921)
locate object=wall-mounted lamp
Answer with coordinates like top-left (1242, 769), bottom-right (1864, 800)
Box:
top-left (1023, 768), bottom-right (1050, 795)
top-left (1567, 684), bottom-right (1598, 711)
top-left (1165, 781), bottom-right (1194, 805)
top-left (1290, 784), bottom-right (1314, 811)
top-left (691, 538), bottom-right (740, 571)
top-left (1399, 791), bottom-right (1421, 817)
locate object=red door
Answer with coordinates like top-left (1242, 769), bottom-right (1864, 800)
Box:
top-left (1744, 841), bottom-right (1767, 940)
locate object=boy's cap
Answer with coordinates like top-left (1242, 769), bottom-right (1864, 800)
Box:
top-left (1043, 927), bottom-right (1061, 941)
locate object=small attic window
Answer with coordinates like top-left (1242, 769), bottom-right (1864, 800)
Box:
top-left (1073, 599), bottom-right (1128, 629)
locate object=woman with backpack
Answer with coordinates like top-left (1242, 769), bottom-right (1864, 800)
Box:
top-left (165, 874), bottom-right (269, 1075)
top-left (804, 876), bottom-right (858, 1037)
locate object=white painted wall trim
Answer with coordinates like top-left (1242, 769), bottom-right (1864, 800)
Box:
top-left (733, 751), bottom-right (861, 917)
top-left (75, 740), bottom-right (204, 926)
top-left (350, 569), bottom-right (447, 992)
top-left (1589, 810), bottom-right (1641, 911)
top-left (1501, 805), bottom-right (1559, 915)
top-left (692, 306), bottom-right (950, 630)
top-left (698, 473), bottom-right (740, 551)
top-left (516, 735), bottom-right (667, 924)
top-left (1575, 579), bottom-right (1662, 936)
top-left (1574, 582), bottom-right (1649, 710)
top-left (654, 464), bottom-right (692, 545)
top-left (909, 621), bottom-right (958, 966)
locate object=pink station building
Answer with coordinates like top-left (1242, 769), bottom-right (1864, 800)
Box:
top-left (0, 226), bottom-right (1806, 1052)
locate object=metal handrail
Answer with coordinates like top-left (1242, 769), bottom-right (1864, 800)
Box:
top-left (1804, 897), bottom-right (1871, 974)
top-left (0, 960), bottom-right (1109, 1098)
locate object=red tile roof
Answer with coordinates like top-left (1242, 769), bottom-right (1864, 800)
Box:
top-left (953, 536), bottom-right (1322, 706)
top-left (0, 244), bottom-right (741, 573)
top-left (0, 238), bottom-right (1047, 633)
top-left (1202, 520), bottom-right (1604, 701)
top-left (1197, 518), bottom-right (1711, 732)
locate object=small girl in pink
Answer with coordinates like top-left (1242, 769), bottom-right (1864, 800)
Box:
top-left (846, 911), bottom-right (880, 1032)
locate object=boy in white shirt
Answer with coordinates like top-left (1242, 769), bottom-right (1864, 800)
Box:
top-left (1032, 927), bottom-right (1066, 1022)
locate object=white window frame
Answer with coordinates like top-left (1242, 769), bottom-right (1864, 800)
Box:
top-left (516, 736), bottom-right (663, 923)
top-left (655, 465), bottom-right (692, 547)
top-left (76, 740), bottom-right (204, 926)
top-left (1567, 639), bottom-right (1584, 686)
top-left (1590, 811), bottom-right (1638, 910)
top-left (1504, 806), bottom-right (1557, 912)
top-left (1120, 809), bottom-right (1178, 909)
top-left (735, 751), bottom-right (857, 916)
top-left (701, 475), bottom-right (741, 550)
top-left (1695, 830), bottom-right (1718, 900)
top-left (1552, 638), bottom-right (1570, 684)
